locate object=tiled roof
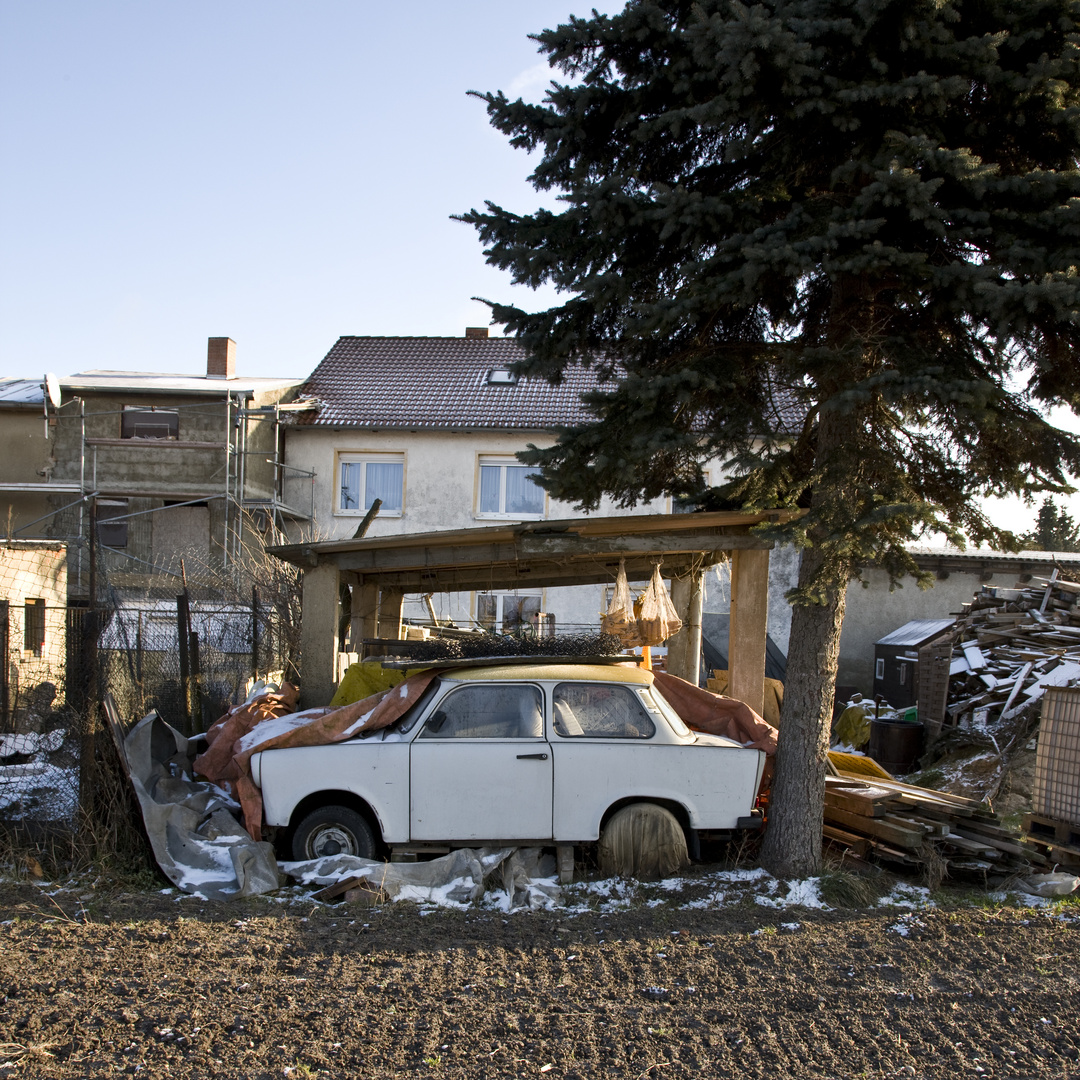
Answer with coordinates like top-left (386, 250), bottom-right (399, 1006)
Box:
top-left (293, 337), bottom-right (600, 430)
top-left (293, 336), bottom-right (805, 433)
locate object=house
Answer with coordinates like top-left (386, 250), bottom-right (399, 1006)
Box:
top-left (283, 329), bottom-right (808, 639)
top-left (0, 378), bottom-right (63, 540)
top-left (0, 541), bottom-right (67, 730)
top-left (6, 339), bottom-right (306, 600)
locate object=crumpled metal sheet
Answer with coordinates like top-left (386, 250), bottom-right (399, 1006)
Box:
top-left (283, 848), bottom-right (561, 910)
top-left (124, 713), bottom-right (282, 899)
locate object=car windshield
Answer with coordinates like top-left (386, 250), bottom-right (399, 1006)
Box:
top-left (643, 686), bottom-right (693, 739)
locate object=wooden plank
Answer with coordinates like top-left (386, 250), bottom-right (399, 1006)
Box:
top-left (823, 807), bottom-right (929, 850)
top-left (962, 642), bottom-right (987, 669)
top-left (823, 825), bottom-right (871, 856)
top-left (997, 662), bottom-right (1033, 719)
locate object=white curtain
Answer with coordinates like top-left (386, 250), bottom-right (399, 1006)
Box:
top-left (505, 466), bottom-right (544, 515)
top-left (365, 461), bottom-right (403, 511)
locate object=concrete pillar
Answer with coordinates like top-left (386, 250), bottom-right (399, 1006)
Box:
top-left (379, 589), bottom-right (405, 640)
top-left (728, 547), bottom-right (770, 717)
top-left (667, 569), bottom-right (704, 685)
top-left (300, 561), bottom-right (340, 709)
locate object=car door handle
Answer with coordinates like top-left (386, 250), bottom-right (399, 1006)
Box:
top-left (516, 753), bottom-right (549, 760)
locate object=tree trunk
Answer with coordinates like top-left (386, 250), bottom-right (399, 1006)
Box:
top-left (760, 369), bottom-right (860, 878)
top-left (758, 542), bottom-right (847, 878)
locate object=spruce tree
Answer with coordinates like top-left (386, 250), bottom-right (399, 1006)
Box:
top-left (461, 0), bottom-right (1080, 876)
top-left (1022, 498), bottom-right (1080, 552)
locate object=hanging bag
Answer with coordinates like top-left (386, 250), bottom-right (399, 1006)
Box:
top-left (636, 564), bottom-right (682, 646)
top-left (601, 559), bottom-right (643, 647)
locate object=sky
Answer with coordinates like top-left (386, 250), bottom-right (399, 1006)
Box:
top-left (0, 1), bottom-right (1075, 538)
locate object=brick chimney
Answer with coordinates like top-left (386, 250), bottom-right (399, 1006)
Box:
top-left (465, 327), bottom-right (489, 339)
top-left (207, 337), bottom-right (236, 379)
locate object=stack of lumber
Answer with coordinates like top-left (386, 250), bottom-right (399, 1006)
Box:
top-left (940, 573), bottom-right (1080, 727)
top-left (823, 770), bottom-right (1049, 878)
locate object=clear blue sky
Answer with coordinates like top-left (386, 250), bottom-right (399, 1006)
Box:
top-left (1, 1), bottom-right (1073, 536)
top-left (0, 1), bottom-right (584, 382)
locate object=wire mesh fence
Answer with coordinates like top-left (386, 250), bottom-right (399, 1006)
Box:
top-left (0, 536), bottom-right (296, 853)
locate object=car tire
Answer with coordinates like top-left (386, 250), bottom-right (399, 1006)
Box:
top-left (292, 805), bottom-right (378, 861)
top-left (598, 803), bottom-right (689, 880)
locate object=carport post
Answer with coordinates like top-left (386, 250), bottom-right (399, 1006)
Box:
top-left (379, 589), bottom-right (405, 640)
top-left (349, 579), bottom-right (379, 651)
top-left (728, 548), bottom-right (770, 718)
top-left (300, 561), bottom-right (341, 708)
top-left (667, 568), bottom-right (705, 685)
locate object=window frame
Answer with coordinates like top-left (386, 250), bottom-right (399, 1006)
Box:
top-left (475, 455), bottom-right (546, 520)
top-left (120, 405), bottom-right (179, 440)
top-left (97, 499), bottom-right (130, 548)
top-left (23, 599), bottom-right (45, 657)
top-left (334, 450), bottom-right (406, 517)
top-left (474, 590), bottom-right (544, 633)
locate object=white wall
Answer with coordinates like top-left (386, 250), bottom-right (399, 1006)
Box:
top-left (283, 428), bottom-right (747, 636)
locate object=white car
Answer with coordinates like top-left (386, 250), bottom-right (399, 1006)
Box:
top-left (250, 662), bottom-right (765, 862)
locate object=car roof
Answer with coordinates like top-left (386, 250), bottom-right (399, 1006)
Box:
top-left (440, 662), bottom-right (653, 685)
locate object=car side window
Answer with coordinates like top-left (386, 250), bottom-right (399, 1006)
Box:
top-left (418, 684), bottom-right (544, 740)
top-left (552, 683), bottom-right (656, 739)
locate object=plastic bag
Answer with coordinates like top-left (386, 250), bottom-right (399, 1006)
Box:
top-left (601, 560), bottom-right (643, 647)
top-left (637, 564), bottom-right (682, 646)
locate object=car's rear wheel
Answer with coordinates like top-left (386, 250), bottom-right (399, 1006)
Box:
top-left (292, 805), bottom-right (377, 861)
top-left (598, 803), bottom-right (689, 880)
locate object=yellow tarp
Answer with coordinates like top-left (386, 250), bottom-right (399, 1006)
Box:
top-left (330, 661), bottom-right (427, 708)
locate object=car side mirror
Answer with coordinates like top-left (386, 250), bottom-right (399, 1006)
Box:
top-left (426, 711), bottom-right (447, 734)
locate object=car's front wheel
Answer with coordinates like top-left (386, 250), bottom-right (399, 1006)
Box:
top-left (292, 805), bottom-right (377, 861)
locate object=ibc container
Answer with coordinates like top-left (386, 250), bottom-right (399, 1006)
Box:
top-left (1034, 687), bottom-right (1080, 826)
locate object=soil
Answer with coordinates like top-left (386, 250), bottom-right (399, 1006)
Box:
top-left (1, 879), bottom-right (1078, 1079)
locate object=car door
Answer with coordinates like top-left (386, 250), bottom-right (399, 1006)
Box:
top-left (409, 681), bottom-right (553, 841)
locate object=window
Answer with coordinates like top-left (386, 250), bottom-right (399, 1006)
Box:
top-left (337, 452), bottom-right (404, 516)
top-left (24, 599), bottom-right (45, 656)
top-left (476, 591), bottom-right (543, 633)
top-left (419, 684), bottom-right (544, 739)
top-left (121, 406), bottom-right (178, 439)
top-left (477, 456), bottom-right (545, 519)
top-left (898, 661), bottom-right (908, 686)
top-left (97, 499), bottom-right (129, 547)
top-left (552, 682), bottom-right (656, 739)
top-left (670, 470), bottom-right (711, 514)
top-left (875, 658), bottom-right (885, 680)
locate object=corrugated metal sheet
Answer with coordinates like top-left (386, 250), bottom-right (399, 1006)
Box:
top-left (875, 618), bottom-right (955, 648)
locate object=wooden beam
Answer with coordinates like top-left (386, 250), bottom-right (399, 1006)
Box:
top-left (517, 532), bottom-right (771, 557)
top-left (728, 547), bottom-right (770, 718)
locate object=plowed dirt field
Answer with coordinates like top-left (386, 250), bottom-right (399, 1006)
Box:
top-left (1, 883), bottom-right (1078, 1079)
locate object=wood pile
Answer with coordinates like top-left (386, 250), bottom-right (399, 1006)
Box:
top-left (823, 770), bottom-right (1049, 880)
top-left (936, 572), bottom-right (1080, 729)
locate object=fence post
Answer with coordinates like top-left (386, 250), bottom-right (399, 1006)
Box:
top-left (176, 591), bottom-right (191, 735)
top-left (251, 585), bottom-right (260, 683)
top-left (79, 501), bottom-right (100, 824)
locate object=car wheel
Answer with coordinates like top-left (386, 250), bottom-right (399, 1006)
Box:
top-left (598, 803), bottom-right (689, 880)
top-left (292, 805), bottom-right (377, 861)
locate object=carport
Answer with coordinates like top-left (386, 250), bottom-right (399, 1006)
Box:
top-left (267, 510), bottom-right (793, 714)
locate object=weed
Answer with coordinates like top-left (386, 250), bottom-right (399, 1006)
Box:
top-left (424, 1053), bottom-right (442, 1068)
top-left (819, 870), bottom-right (880, 909)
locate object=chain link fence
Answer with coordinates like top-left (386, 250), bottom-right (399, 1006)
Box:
top-left (1, 535), bottom-right (297, 856)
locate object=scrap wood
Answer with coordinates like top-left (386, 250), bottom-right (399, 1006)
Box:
top-left (823, 824), bottom-right (871, 856)
top-left (824, 777), bottom-right (899, 818)
top-left (823, 807), bottom-right (929, 850)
